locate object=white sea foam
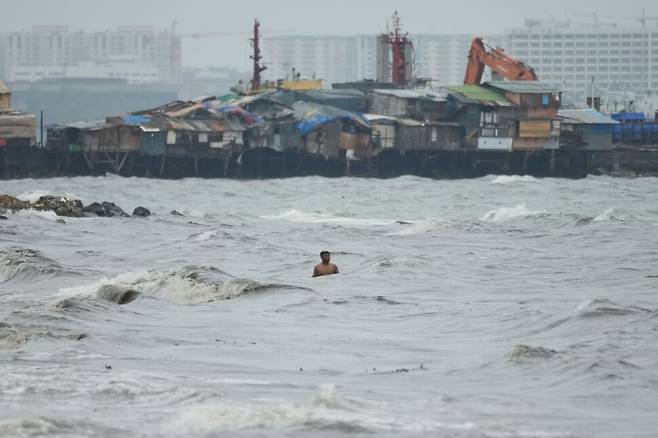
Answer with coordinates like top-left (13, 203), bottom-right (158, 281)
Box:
top-left (491, 175), bottom-right (539, 185)
top-left (14, 209), bottom-right (60, 222)
top-left (593, 208), bottom-right (631, 223)
top-left (17, 190), bottom-right (51, 202)
top-left (481, 204), bottom-right (547, 223)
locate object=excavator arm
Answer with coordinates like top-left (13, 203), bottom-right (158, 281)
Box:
top-left (464, 37), bottom-right (538, 85)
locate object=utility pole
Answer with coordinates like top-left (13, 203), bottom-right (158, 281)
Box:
top-left (250, 19), bottom-right (267, 93)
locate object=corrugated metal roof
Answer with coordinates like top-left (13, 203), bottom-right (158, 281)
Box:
top-left (0, 80), bottom-right (9, 94)
top-left (485, 81), bottom-right (562, 94)
top-left (559, 108), bottom-right (619, 125)
top-left (446, 85), bottom-right (511, 106)
top-left (62, 120), bottom-right (111, 130)
top-left (372, 88), bottom-right (447, 102)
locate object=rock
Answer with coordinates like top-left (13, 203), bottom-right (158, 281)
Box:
top-left (81, 202), bottom-right (105, 217)
top-left (1, 194), bottom-right (83, 217)
top-left (32, 196), bottom-right (83, 217)
top-left (0, 215), bottom-right (7, 220)
top-left (132, 207), bottom-right (151, 217)
top-left (0, 206), bottom-right (6, 214)
top-left (170, 210), bottom-right (185, 217)
top-left (82, 202), bottom-right (128, 218)
top-left (56, 218), bottom-right (66, 224)
top-left (0, 194), bottom-right (30, 211)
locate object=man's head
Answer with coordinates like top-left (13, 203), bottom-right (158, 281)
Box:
top-left (320, 251), bottom-right (331, 264)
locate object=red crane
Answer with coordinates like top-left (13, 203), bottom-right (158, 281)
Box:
top-left (464, 37), bottom-right (538, 85)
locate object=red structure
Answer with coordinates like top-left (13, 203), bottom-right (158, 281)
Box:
top-left (250, 19), bottom-right (267, 92)
top-left (381, 11), bottom-right (413, 87)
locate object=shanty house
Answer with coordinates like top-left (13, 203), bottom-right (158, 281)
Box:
top-left (294, 102), bottom-right (372, 160)
top-left (485, 81), bottom-right (562, 150)
top-left (446, 82), bottom-right (562, 151)
top-left (0, 81), bottom-right (37, 148)
top-left (368, 89), bottom-right (448, 120)
top-left (366, 114), bottom-right (463, 152)
top-left (0, 81), bottom-right (10, 110)
top-left (445, 85), bottom-right (513, 151)
top-left (559, 108), bottom-right (619, 150)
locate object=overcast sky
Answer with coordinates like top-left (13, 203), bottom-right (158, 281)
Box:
top-left (4, 0), bottom-right (657, 70)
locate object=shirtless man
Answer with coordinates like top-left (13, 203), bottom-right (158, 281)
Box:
top-left (312, 251), bottom-right (339, 278)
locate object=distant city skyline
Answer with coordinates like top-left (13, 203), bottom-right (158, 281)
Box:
top-left (2, 0), bottom-right (657, 69)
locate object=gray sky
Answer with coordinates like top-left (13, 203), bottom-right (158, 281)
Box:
top-left (4, 0), bottom-right (657, 69)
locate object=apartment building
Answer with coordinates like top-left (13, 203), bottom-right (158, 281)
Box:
top-left (0, 26), bottom-right (181, 83)
top-left (506, 19), bottom-right (658, 101)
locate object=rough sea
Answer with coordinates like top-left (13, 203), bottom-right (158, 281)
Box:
top-left (1, 174), bottom-right (657, 438)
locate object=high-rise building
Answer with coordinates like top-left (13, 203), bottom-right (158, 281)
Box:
top-left (505, 18), bottom-right (658, 102)
top-left (0, 26), bottom-right (181, 83)
top-left (262, 35), bottom-right (356, 85)
top-left (412, 35), bottom-right (475, 86)
top-left (262, 33), bottom-right (501, 87)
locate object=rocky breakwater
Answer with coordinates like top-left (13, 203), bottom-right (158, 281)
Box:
top-left (0, 194), bottom-right (150, 219)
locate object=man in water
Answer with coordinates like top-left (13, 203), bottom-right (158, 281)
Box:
top-left (313, 251), bottom-right (339, 278)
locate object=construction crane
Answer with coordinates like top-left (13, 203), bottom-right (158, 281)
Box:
top-left (463, 37), bottom-right (538, 85)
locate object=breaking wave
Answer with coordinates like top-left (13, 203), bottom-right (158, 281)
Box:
top-left (481, 204), bottom-right (548, 223)
top-left (58, 266), bottom-right (308, 305)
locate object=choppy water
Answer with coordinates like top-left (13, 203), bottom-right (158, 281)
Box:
top-left (1, 174), bottom-right (657, 438)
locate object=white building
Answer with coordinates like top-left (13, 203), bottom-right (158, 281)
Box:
top-left (0, 26), bottom-right (181, 83)
top-left (505, 18), bottom-right (658, 103)
top-left (263, 35), bottom-right (356, 86)
top-left (262, 34), bottom-right (501, 87)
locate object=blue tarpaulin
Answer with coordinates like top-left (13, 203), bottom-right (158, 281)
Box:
top-left (611, 112), bottom-right (646, 122)
top-left (121, 114), bottom-right (151, 126)
top-left (293, 102), bottom-right (370, 136)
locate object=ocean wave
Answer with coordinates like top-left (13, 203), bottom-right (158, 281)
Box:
top-left (0, 418), bottom-right (122, 437)
top-left (592, 208), bottom-right (636, 223)
top-left (0, 247), bottom-right (71, 283)
top-left (491, 175), bottom-right (539, 185)
top-left (575, 298), bottom-right (652, 317)
top-left (481, 204), bottom-right (548, 223)
top-left (167, 384), bottom-right (473, 435)
top-left (57, 266), bottom-right (307, 305)
top-left (261, 209), bottom-right (395, 227)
